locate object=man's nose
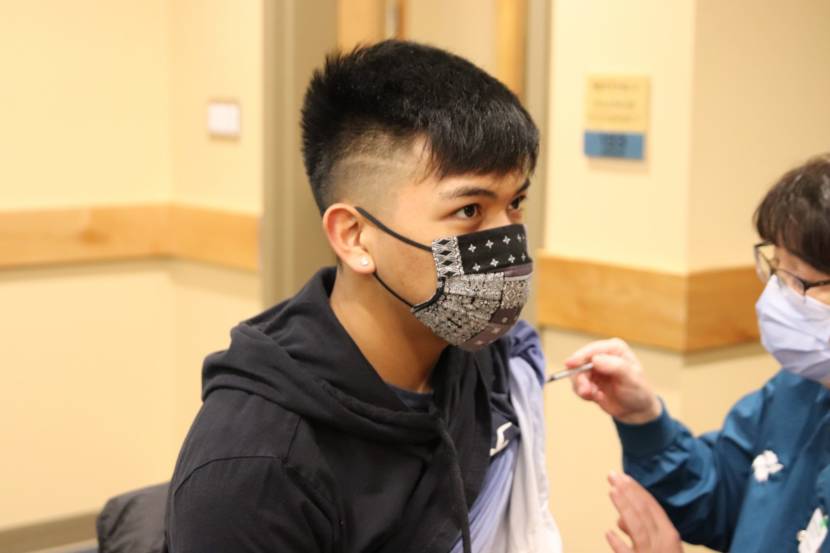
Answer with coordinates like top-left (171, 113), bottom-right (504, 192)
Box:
top-left (480, 210), bottom-right (514, 231)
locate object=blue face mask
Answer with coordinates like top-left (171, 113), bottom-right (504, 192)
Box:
top-left (756, 276), bottom-right (830, 383)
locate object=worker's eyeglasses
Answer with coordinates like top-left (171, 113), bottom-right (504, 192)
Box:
top-left (754, 241), bottom-right (830, 297)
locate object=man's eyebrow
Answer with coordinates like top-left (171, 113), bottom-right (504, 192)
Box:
top-left (439, 186), bottom-right (498, 200)
top-left (439, 179), bottom-right (532, 201)
top-left (515, 179), bottom-right (531, 195)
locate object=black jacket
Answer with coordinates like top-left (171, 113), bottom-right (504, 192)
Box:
top-left (165, 268), bottom-right (516, 553)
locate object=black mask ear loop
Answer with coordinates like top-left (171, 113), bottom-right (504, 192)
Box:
top-left (355, 207), bottom-right (432, 309)
top-left (372, 271), bottom-right (415, 308)
top-left (355, 207), bottom-right (432, 252)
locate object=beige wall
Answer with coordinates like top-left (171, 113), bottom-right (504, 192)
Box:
top-left (337, 0), bottom-right (387, 50)
top-left (687, 0), bottom-right (830, 270)
top-left (405, 0), bottom-right (497, 75)
top-left (1, 1), bottom-right (171, 209)
top-left (169, 0), bottom-right (264, 213)
top-left (541, 1), bottom-right (830, 552)
top-left (0, 261), bottom-right (259, 530)
top-left (545, 0), bottom-right (830, 274)
top-left (545, 0), bottom-right (695, 273)
top-left (0, 0), bottom-right (263, 531)
top-left (0, 0), bottom-right (267, 215)
top-left (0, 262), bottom-right (175, 528)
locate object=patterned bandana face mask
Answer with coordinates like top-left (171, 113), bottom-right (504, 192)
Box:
top-left (356, 207), bottom-right (533, 351)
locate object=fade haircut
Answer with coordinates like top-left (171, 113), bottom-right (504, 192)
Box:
top-left (301, 40), bottom-right (539, 214)
top-left (755, 154), bottom-right (830, 274)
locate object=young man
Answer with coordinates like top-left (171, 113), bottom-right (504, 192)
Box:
top-left (165, 40), bottom-right (560, 553)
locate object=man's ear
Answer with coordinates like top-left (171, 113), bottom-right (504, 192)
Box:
top-left (322, 203), bottom-right (376, 275)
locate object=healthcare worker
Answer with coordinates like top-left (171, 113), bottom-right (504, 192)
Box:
top-left (567, 154), bottom-right (830, 553)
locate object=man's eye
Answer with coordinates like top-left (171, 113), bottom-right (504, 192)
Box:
top-left (454, 205), bottom-right (480, 219)
top-left (509, 195), bottom-right (527, 211)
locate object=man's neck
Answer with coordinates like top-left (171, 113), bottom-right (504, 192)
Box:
top-left (329, 269), bottom-right (445, 393)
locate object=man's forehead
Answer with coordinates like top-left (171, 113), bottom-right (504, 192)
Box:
top-left (431, 172), bottom-right (530, 197)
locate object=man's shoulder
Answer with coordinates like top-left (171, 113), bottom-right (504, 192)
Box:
top-left (168, 390), bottom-right (339, 536)
top-left (504, 320), bottom-right (545, 384)
top-left (166, 437), bottom-right (337, 552)
top-left (191, 389), bottom-right (300, 459)
top-left (171, 389), bottom-right (329, 493)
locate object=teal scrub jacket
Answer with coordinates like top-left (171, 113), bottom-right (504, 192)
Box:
top-left (616, 371), bottom-right (830, 552)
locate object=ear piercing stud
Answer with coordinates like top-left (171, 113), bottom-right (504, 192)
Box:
top-left (360, 257), bottom-right (370, 267)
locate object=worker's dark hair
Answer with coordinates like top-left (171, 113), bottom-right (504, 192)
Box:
top-left (755, 154), bottom-right (830, 274)
top-left (301, 40), bottom-right (539, 213)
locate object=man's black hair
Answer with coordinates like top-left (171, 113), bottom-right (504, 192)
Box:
top-left (755, 154), bottom-right (830, 274)
top-left (301, 40), bottom-right (539, 213)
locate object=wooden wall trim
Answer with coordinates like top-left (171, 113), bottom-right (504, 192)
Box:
top-left (169, 205), bottom-right (259, 271)
top-left (685, 265), bottom-right (764, 351)
top-left (3, 213), bottom-right (762, 351)
top-left (536, 254), bottom-right (687, 350)
top-left (0, 512), bottom-right (96, 553)
top-left (0, 205), bottom-right (169, 269)
top-left (0, 204), bottom-right (259, 272)
top-left (536, 252), bottom-right (764, 352)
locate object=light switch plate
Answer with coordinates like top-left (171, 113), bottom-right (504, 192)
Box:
top-left (207, 100), bottom-right (240, 138)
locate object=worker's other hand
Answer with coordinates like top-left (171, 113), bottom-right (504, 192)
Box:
top-left (606, 472), bottom-right (683, 553)
top-left (565, 338), bottom-right (662, 424)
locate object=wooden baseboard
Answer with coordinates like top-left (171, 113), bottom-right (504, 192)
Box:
top-left (0, 204), bottom-right (259, 272)
top-left (0, 513), bottom-right (96, 553)
top-left (535, 253), bottom-right (763, 352)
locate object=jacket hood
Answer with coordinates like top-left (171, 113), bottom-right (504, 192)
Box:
top-left (202, 267), bottom-right (498, 446)
top-left (200, 267), bottom-right (515, 553)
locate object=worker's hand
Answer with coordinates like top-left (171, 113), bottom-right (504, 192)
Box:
top-left (565, 338), bottom-right (662, 424)
top-left (606, 472), bottom-right (683, 553)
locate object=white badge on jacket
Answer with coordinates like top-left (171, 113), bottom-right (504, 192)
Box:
top-left (798, 508), bottom-right (828, 553)
top-left (752, 450), bottom-right (783, 483)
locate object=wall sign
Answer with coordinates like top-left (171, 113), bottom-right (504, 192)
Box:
top-left (584, 75), bottom-right (649, 160)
